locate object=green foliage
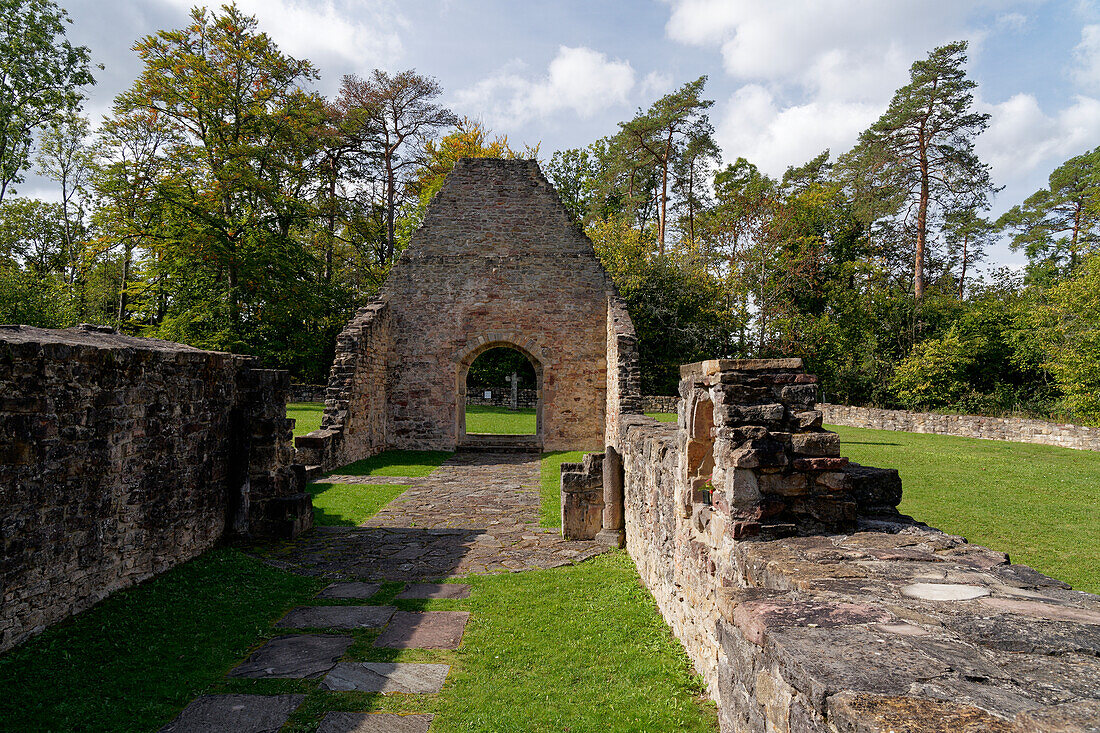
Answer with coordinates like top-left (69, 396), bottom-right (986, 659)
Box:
top-left (0, 0), bottom-right (96, 202)
top-left (1015, 254), bottom-right (1100, 422)
top-left (465, 344), bottom-right (537, 390)
top-left (889, 326), bottom-right (974, 408)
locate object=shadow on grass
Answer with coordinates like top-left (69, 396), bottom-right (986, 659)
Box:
top-left (333, 450), bottom-right (452, 477)
top-left (841, 440), bottom-right (903, 446)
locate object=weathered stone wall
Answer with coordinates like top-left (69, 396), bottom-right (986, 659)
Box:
top-left (295, 301), bottom-right (390, 471)
top-left (640, 394), bottom-right (680, 414)
top-left (821, 402), bottom-right (1100, 451)
top-left (0, 325), bottom-right (311, 653)
top-left (464, 388), bottom-right (538, 409)
top-left (288, 383), bottom-right (326, 402)
top-left (604, 293), bottom-right (642, 451)
top-left (617, 359), bottom-right (1100, 732)
top-left (381, 159), bottom-right (612, 452)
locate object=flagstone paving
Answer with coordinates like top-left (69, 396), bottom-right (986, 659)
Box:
top-left (255, 451), bottom-right (608, 580)
top-left (162, 450), bottom-right (607, 731)
top-left (228, 635), bottom-right (353, 679)
top-left (316, 712), bottom-right (433, 733)
top-left (320, 662), bottom-right (451, 693)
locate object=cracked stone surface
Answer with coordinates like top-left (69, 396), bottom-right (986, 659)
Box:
top-left (158, 694), bottom-right (304, 733)
top-left (316, 712), bottom-right (433, 733)
top-left (374, 611), bottom-right (470, 649)
top-left (396, 583), bottom-right (471, 600)
top-left (320, 662), bottom-right (451, 693)
top-left (228, 634), bottom-right (353, 679)
top-left (275, 605), bottom-right (395, 630)
top-left (254, 451), bottom-right (609, 580)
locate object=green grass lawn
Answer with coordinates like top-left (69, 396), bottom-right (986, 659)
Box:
top-left (465, 405), bottom-right (537, 434)
top-left (307, 482), bottom-right (410, 526)
top-left (647, 411), bottom-right (678, 423)
top-left (287, 401), bottom-right (324, 437)
top-left (831, 424), bottom-right (1100, 593)
top-left (332, 449), bottom-right (452, 477)
top-left (539, 450), bottom-right (586, 528)
top-left (0, 551), bottom-right (715, 732)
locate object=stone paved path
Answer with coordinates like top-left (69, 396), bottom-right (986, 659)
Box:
top-left (256, 451), bottom-right (608, 580)
top-left (162, 450), bottom-right (608, 731)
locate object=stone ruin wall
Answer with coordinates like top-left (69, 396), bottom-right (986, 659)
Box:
top-left (295, 301), bottom-right (390, 471)
top-left (0, 325), bottom-right (312, 654)
top-left (821, 403), bottom-right (1100, 452)
top-left (604, 358), bottom-right (1100, 732)
top-left (604, 293), bottom-right (642, 452)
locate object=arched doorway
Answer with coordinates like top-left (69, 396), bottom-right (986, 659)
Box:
top-left (456, 341), bottom-right (543, 447)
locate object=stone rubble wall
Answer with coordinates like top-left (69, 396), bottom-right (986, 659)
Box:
top-left (821, 403), bottom-right (1100, 452)
top-left (617, 359), bottom-right (1100, 732)
top-left (0, 325), bottom-right (312, 654)
top-left (464, 388), bottom-right (538, 409)
top-left (294, 301), bottom-right (390, 471)
top-left (288, 383), bottom-right (327, 403)
top-left (381, 159), bottom-right (612, 452)
top-left (604, 293), bottom-right (642, 452)
top-left (640, 394), bottom-right (680, 414)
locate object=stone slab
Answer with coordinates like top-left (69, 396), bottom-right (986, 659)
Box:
top-left (158, 694), bottom-right (305, 733)
top-left (317, 712), bottom-right (433, 733)
top-left (228, 634), bottom-right (353, 679)
top-left (373, 611), bottom-right (470, 649)
top-left (320, 662), bottom-right (451, 693)
top-left (318, 582), bottom-right (382, 600)
top-left (276, 605), bottom-right (395, 630)
top-left (900, 583), bottom-right (990, 601)
top-left (395, 583), bottom-right (471, 600)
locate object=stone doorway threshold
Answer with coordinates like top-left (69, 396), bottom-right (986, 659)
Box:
top-left (458, 434), bottom-right (542, 452)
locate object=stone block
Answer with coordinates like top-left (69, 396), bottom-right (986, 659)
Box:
top-left (228, 634), bottom-right (353, 679)
top-left (321, 662), bottom-right (450, 693)
top-left (158, 694), bottom-right (305, 733)
top-left (317, 713), bottom-right (433, 733)
top-left (789, 431), bottom-right (840, 457)
top-left (757, 472), bottom-right (809, 497)
top-left (372, 611), bottom-right (469, 649)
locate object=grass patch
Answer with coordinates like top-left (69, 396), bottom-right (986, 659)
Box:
top-left (0, 549), bottom-right (323, 733)
top-left (464, 405), bottom-right (537, 434)
top-left (287, 401), bottom-right (324, 437)
top-left (539, 450), bottom-right (586, 528)
top-left (333, 449), bottom-right (452, 477)
top-left (646, 411), bottom-right (677, 423)
top-left (307, 482), bottom-right (409, 526)
top-left (831, 424), bottom-right (1100, 593)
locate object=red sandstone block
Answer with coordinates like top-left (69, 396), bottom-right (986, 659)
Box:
top-left (793, 457), bottom-right (849, 470)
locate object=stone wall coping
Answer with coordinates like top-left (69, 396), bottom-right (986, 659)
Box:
top-left (680, 358), bottom-right (805, 378)
top-left (0, 324), bottom-right (225, 355)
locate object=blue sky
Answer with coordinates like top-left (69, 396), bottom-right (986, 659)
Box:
top-left (40, 0), bottom-right (1100, 268)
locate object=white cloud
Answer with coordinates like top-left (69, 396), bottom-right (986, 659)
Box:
top-left (154, 0), bottom-right (405, 70)
top-left (714, 85), bottom-right (881, 175)
top-left (453, 46), bottom-right (638, 128)
top-left (1073, 24), bottom-right (1100, 93)
top-left (977, 92), bottom-right (1100, 184)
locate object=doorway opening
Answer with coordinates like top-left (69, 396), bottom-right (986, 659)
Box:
top-left (457, 343), bottom-right (542, 444)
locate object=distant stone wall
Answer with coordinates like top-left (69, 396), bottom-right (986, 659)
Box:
top-left (640, 394), bottom-right (679, 414)
top-left (0, 325), bottom-right (311, 654)
top-left (296, 301), bottom-right (390, 471)
top-left (288, 383), bottom-right (326, 403)
top-left (611, 359), bottom-right (1100, 732)
top-left (821, 403), bottom-right (1100, 451)
top-left (464, 388), bottom-right (537, 409)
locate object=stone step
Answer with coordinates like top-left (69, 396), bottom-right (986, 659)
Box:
top-left (303, 464), bottom-right (324, 481)
top-left (458, 434), bottom-right (541, 452)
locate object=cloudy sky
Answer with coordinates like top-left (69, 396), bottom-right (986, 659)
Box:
top-left (40, 0), bottom-right (1100, 267)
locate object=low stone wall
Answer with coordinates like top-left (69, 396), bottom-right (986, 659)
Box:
top-left (465, 388), bottom-right (537, 409)
top-left (0, 325), bottom-right (312, 654)
top-left (821, 403), bottom-right (1100, 451)
top-left (609, 359), bottom-right (1100, 732)
top-left (288, 383), bottom-right (326, 403)
top-left (295, 300), bottom-right (390, 470)
top-left (640, 394), bottom-right (679, 414)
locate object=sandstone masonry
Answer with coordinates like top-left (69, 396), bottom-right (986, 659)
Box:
top-left (0, 325), bottom-right (312, 653)
top-left (821, 402), bottom-right (1100, 451)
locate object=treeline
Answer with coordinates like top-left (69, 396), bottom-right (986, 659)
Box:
top-left (2, 2), bottom-right (1098, 422)
top-left (0, 2), bottom-right (532, 381)
top-left (548, 44), bottom-right (1100, 423)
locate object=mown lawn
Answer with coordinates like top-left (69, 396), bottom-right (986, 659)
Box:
top-left (288, 401), bottom-right (324, 437)
top-left (307, 482), bottom-right (409, 526)
top-left (831, 424), bottom-right (1100, 593)
top-left (333, 449), bottom-right (452, 477)
top-left (464, 405), bottom-right (536, 434)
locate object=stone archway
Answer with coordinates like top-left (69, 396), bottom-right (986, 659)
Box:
top-left (455, 336), bottom-right (545, 448)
